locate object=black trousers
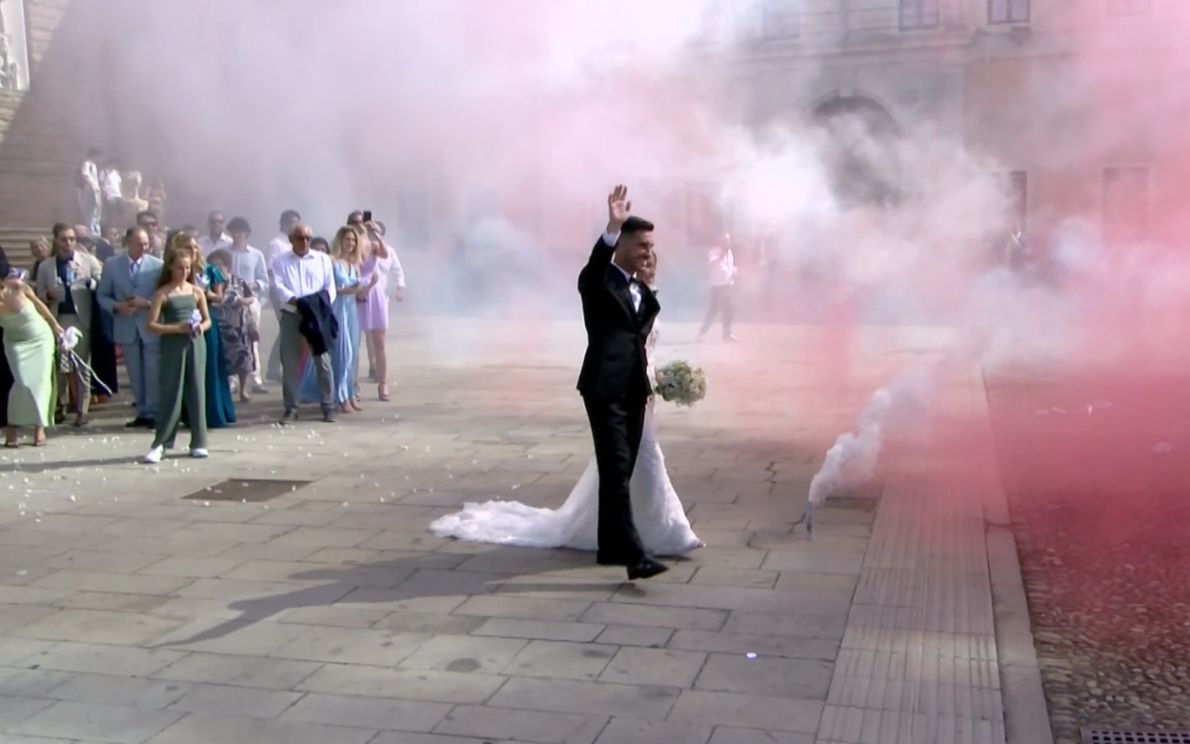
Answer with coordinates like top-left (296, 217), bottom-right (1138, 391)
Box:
top-left (700, 285), bottom-right (735, 337)
top-left (583, 393), bottom-right (648, 563)
top-left (90, 297), bottom-right (119, 395)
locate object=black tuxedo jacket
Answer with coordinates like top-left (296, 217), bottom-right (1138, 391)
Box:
top-left (576, 236), bottom-right (659, 399)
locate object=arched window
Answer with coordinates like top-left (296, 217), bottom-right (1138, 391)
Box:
top-left (812, 95), bottom-right (902, 207)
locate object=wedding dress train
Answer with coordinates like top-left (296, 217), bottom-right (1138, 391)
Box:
top-left (428, 402), bottom-right (702, 555)
top-left (429, 325), bottom-right (701, 555)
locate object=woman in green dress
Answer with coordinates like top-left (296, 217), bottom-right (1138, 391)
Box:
top-left (0, 269), bottom-right (63, 447)
top-left (141, 237), bottom-right (212, 464)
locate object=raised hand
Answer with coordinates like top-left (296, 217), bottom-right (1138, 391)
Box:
top-left (606, 185), bottom-right (631, 233)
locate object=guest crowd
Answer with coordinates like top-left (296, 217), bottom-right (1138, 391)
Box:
top-left (0, 200), bottom-right (406, 462)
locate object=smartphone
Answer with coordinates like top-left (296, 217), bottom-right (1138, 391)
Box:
top-left (362, 210), bottom-right (373, 222)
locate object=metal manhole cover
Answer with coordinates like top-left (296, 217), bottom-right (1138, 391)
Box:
top-left (1084, 730), bottom-right (1190, 744)
top-left (182, 478), bottom-right (311, 502)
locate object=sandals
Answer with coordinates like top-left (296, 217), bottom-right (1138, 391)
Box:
top-left (378, 383), bottom-right (390, 402)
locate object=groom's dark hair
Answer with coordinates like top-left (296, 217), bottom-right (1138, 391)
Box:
top-left (621, 216), bottom-right (654, 235)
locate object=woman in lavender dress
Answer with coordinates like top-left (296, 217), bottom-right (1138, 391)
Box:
top-left (357, 221), bottom-right (404, 402)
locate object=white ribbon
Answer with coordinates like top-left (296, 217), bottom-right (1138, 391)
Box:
top-left (58, 327), bottom-right (115, 397)
top-left (66, 350), bottom-right (115, 397)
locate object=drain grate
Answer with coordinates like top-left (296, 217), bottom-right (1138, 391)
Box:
top-left (1084, 730), bottom-right (1190, 744)
top-left (182, 478), bottom-right (311, 502)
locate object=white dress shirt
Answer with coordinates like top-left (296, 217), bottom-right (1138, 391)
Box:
top-left (602, 230), bottom-right (640, 312)
top-left (265, 233), bottom-right (291, 268)
top-left (375, 240), bottom-right (407, 290)
top-left (198, 232), bottom-right (232, 257)
top-left (708, 247), bottom-right (736, 287)
top-left (388, 246), bottom-right (406, 289)
top-left (227, 244), bottom-right (269, 295)
top-left (101, 169), bottom-right (122, 201)
top-left (271, 250), bottom-right (335, 312)
top-left (79, 160), bottom-right (99, 193)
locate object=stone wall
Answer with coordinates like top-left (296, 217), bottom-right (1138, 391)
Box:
top-left (0, 0), bottom-right (112, 261)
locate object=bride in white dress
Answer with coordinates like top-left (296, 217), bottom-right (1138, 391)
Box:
top-left (429, 255), bottom-right (702, 556)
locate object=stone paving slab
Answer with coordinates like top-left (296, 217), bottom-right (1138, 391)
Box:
top-left (0, 319), bottom-right (1048, 743)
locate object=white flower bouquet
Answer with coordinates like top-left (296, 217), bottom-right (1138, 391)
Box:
top-left (654, 360), bottom-right (707, 407)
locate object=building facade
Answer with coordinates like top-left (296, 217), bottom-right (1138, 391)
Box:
top-left (0, 0), bottom-right (1184, 269)
top-left (724, 0), bottom-right (1188, 244)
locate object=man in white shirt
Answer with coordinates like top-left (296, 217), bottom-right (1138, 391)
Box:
top-left (698, 233), bottom-right (738, 342)
top-left (223, 216), bottom-right (270, 393)
top-left (77, 148), bottom-right (102, 235)
top-left (265, 209), bottom-right (302, 268)
top-left (198, 211), bottom-right (232, 256)
top-left (100, 159), bottom-right (122, 224)
top-left (263, 208), bottom-right (302, 383)
top-left (272, 223), bottom-right (336, 424)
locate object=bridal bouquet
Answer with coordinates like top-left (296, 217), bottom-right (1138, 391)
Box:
top-left (654, 361), bottom-right (707, 407)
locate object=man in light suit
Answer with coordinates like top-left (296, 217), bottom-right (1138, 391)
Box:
top-left (97, 227), bottom-right (162, 428)
top-left (35, 223), bottom-right (103, 426)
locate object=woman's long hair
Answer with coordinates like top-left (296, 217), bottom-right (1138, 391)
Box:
top-left (640, 248), bottom-right (658, 289)
top-left (169, 232), bottom-right (205, 282)
top-left (332, 226), bottom-right (363, 267)
top-left (157, 233), bottom-right (197, 289)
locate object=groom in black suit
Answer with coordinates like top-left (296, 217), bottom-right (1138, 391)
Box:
top-left (577, 185), bottom-right (667, 581)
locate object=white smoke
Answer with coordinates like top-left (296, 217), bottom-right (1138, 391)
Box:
top-left (804, 369), bottom-right (933, 534)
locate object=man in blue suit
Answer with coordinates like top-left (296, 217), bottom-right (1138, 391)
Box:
top-left (97, 227), bottom-right (163, 428)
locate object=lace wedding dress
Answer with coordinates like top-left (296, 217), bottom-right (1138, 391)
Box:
top-left (429, 323), bottom-right (702, 556)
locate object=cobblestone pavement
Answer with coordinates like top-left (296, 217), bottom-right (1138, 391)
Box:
top-left (987, 370), bottom-right (1190, 744)
top-left (0, 318), bottom-right (1048, 744)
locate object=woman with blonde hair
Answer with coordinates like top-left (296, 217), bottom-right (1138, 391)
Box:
top-left (300, 225), bottom-right (364, 413)
top-left (174, 234), bottom-right (236, 428)
top-left (141, 241), bottom-right (211, 464)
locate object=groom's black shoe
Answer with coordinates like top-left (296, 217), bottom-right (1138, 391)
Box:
top-left (626, 557), bottom-right (668, 581)
top-left (596, 552), bottom-right (631, 567)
